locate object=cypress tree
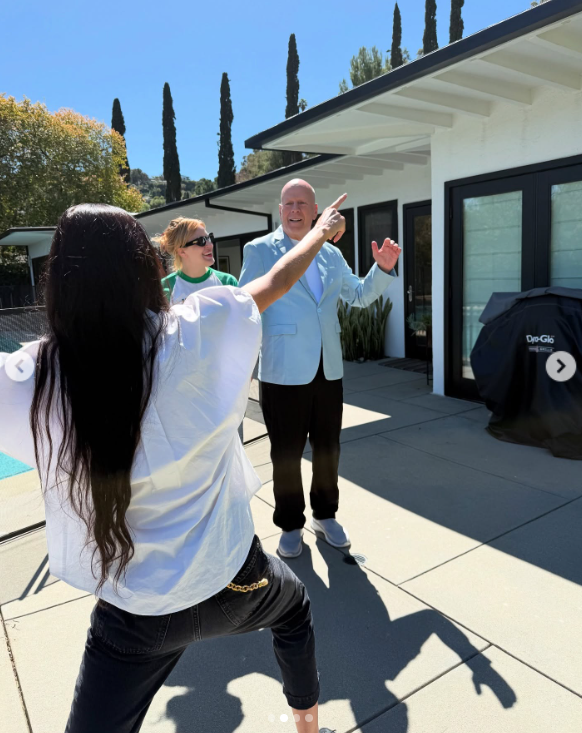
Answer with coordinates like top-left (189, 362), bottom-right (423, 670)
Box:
top-left (423, 0), bottom-right (438, 55)
top-left (217, 73), bottom-right (236, 188)
top-left (111, 98), bottom-right (130, 183)
top-left (390, 4), bottom-right (404, 69)
top-left (449, 0), bottom-right (464, 43)
top-left (162, 83), bottom-right (181, 203)
top-left (283, 34), bottom-right (302, 167)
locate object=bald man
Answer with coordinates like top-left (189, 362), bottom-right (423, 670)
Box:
top-left (239, 180), bottom-right (401, 558)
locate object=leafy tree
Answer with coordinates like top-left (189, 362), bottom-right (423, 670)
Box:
top-left (390, 4), bottom-right (404, 69)
top-left (283, 34), bottom-right (302, 166)
top-left (130, 168), bottom-right (150, 188)
top-left (340, 46), bottom-right (391, 92)
top-left (194, 178), bottom-right (216, 195)
top-left (162, 82), bottom-right (181, 203)
top-left (0, 94), bottom-right (145, 233)
top-left (237, 150), bottom-right (281, 183)
top-left (0, 245), bottom-right (29, 286)
top-left (147, 196), bottom-right (166, 209)
top-left (111, 98), bottom-right (130, 183)
top-left (531, 0), bottom-right (550, 5)
top-left (423, 0), bottom-right (438, 54)
top-left (449, 0), bottom-right (464, 42)
top-left (217, 73), bottom-right (236, 188)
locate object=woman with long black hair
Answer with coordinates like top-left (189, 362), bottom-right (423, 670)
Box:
top-left (0, 196), bottom-right (346, 733)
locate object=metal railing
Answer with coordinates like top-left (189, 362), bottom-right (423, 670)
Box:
top-left (0, 306), bottom-right (48, 353)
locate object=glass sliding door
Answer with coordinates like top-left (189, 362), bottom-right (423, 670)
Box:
top-left (537, 165), bottom-right (582, 290)
top-left (448, 159), bottom-right (582, 400)
top-left (461, 191), bottom-right (523, 379)
top-left (448, 175), bottom-right (535, 399)
top-left (550, 181), bottom-right (582, 289)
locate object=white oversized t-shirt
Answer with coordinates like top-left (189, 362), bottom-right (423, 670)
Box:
top-left (0, 287), bottom-right (262, 615)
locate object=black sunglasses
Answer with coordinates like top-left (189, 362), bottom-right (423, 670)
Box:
top-left (183, 233), bottom-right (216, 248)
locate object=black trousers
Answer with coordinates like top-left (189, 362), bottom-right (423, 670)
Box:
top-left (260, 358), bottom-right (343, 532)
top-left (65, 537), bottom-right (319, 733)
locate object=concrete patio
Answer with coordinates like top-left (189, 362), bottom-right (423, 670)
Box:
top-left (2, 360), bottom-right (582, 732)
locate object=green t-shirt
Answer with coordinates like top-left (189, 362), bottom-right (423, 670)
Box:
top-left (161, 268), bottom-right (239, 305)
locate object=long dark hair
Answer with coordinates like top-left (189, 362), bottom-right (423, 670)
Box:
top-left (31, 204), bottom-right (169, 591)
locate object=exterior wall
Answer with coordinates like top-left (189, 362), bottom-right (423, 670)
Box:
top-left (431, 86), bottom-right (582, 395)
top-left (27, 241), bottom-right (52, 260)
top-left (265, 164), bottom-right (432, 358)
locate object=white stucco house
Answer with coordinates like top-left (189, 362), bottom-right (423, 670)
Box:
top-left (3, 0), bottom-right (582, 401)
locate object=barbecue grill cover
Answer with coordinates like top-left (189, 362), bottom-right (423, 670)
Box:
top-left (470, 287), bottom-right (582, 459)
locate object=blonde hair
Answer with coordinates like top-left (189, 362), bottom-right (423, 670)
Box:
top-left (154, 217), bottom-right (206, 270)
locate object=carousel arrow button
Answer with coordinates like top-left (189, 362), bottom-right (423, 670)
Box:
top-left (546, 351), bottom-right (576, 382)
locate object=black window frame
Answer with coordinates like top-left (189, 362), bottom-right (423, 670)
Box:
top-left (357, 199), bottom-right (399, 277)
top-left (315, 207), bottom-right (356, 272)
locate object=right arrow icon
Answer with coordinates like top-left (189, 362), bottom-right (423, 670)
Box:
top-left (546, 352), bottom-right (576, 382)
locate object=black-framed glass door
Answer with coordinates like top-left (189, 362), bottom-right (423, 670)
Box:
top-left (447, 159), bottom-right (582, 400)
top-left (404, 201), bottom-right (432, 359)
top-left (358, 200), bottom-right (398, 276)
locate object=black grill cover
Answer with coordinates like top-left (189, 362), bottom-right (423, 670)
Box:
top-left (470, 287), bottom-right (582, 459)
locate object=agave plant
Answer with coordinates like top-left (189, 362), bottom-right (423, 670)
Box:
top-left (337, 295), bottom-right (393, 362)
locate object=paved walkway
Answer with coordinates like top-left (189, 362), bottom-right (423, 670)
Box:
top-left (2, 361), bottom-right (582, 732)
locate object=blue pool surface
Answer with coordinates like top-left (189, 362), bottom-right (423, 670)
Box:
top-left (0, 451), bottom-right (33, 480)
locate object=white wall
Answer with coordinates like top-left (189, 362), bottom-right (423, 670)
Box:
top-left (265, 164), bottom-right (432, 358)
top-left (28, 241), bottom-right (52, 260)
top-left (431, 86), bottom-right (582, 395)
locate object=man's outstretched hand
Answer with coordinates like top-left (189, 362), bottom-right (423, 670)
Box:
top-left (372, 238), bottom-right (402, 274)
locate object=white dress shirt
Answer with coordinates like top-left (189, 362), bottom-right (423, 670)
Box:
top-left (290, 238), bottom-right (324, 302)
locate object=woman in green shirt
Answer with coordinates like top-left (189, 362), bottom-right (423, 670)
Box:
top-left (158, 217), bottom-right (238, 304)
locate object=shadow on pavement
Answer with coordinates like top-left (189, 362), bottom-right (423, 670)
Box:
top-left (162, 541), bottom-right (515, 733)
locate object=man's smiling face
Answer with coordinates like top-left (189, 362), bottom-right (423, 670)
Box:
top-left (279, 180), bottom-right (318, 241)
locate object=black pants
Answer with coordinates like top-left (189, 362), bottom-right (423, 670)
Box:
top-left (65, 536), bottom-right (319, 733)
top-left (260, 358), bottom-right (343, 532)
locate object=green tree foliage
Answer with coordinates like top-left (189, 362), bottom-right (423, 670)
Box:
top-left (391, 4), bottom-right (404, 69)
top-left (339, 46), bottom-right (391, 93)
top-left (111, 98), bottom-right (130, 183)
top-left (237, 150), bottom-right (283, 183)
top-left (449, 0), bottom-right (465, 43)
top-left (283, 34), bottom-right (302, 166)
top-left (194, 178), bottom-right (216, 195)
top-left (0, 246), bottom-right (29, 286)
top-left (162, 83), bottom-right (181, 203)
top-left (0, 94), bottom-right (145, 232)
top-left (423, 0), bottom-right (438, 54)
top-left (217, 73), bottom-right (236, 188)
top-left (130, 170), bottom-right (216, 210)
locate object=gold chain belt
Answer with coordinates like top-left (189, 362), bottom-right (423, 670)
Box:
top-left (226, 578), bottom-right (269, 593)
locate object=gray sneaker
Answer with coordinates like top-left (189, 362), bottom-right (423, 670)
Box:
top-left (320, 728), bottom-right (337, 732)
top-left (277, 529), bottom-right (304, 558)
top-left (311, 518), bottom-right (351, 548)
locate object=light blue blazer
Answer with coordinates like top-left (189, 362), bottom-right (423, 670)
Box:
top-left (238, 226), bottom-right (395, 385)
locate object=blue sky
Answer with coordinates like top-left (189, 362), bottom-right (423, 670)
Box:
top-left (2, 0), bottom-right (536, 181)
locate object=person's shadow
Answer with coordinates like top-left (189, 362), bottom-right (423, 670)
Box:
top-left (162, 540), bottom-right (516, 732)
